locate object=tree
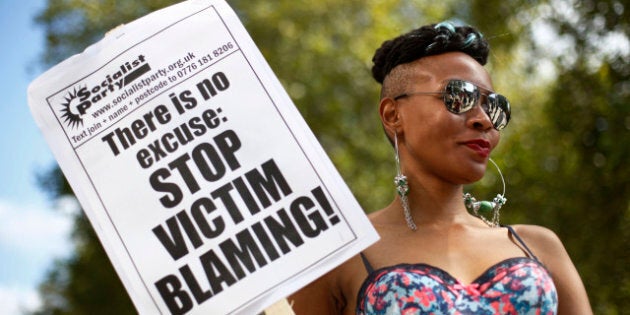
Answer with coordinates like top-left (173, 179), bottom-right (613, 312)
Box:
top-left (31, 0), bottom-right (628, 313)
top-left (499, 1), bottom-right (630, 312)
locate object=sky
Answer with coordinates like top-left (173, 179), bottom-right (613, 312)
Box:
top-left (0, 0), bottom-right (75, 314)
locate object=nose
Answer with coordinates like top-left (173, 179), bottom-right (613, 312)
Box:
top-left (466, 101), bottom-right (494, 131)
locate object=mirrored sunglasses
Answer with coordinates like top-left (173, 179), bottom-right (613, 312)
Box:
top-left (393, 79), bottom-right (511, 130)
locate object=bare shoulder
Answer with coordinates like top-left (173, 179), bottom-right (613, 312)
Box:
top-left (509, 224), bottom-right (573, 274)
top-left (510, 224), bottom-right (564, 257)
top-left (367, 207), bottom-right (389, 223)
top-left (511, 224), bottom-right (593, 314)
top-left (367, 206), bottom-right (400, 231)
top-left (510, 224), bottom-right (558, 240)
top-left (288, 253), bottom-right (367, 315)
top-left (290, 209), bottom-right (387, 314)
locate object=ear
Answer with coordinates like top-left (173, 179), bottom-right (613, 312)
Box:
top-left (379, 97), bottom-right (401, 137)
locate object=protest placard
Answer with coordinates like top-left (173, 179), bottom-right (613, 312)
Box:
top-left (27, 0), bottom-right (379, 314)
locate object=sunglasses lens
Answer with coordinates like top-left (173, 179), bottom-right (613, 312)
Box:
top-left (444, 80), bottom-right (479, 114)
top-left (486, 94), bottom-right (511, 130)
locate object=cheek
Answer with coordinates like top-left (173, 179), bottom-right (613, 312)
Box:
top-left (400, 103), bottom-right (461, 141)
top-left (490, 131), bottom-right (501, 150)
top-left (423, 110), bottom-right (465, 138)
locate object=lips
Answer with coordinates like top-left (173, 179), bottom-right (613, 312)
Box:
top-left (461, 139), bottom-right (491, 157)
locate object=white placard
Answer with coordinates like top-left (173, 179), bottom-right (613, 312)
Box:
top-left (27, 0), bottom-right (379, 314)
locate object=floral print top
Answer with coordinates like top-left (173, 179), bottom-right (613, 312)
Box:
top-left (356, 227), bottom-right (558, 314)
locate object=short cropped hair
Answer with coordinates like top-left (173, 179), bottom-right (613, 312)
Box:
top-left (372, 22), bottom-right (489, 91)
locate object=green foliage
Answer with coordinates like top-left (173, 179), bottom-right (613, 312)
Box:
top-left (526, 2), bottom-right (630, 310)
top-left (496, 59), bottom-right (630, 313)
top-left (500, 2), bottom-right (630, 312)
top-left (31, 0), bottom-right (628, 313)
top-left (35, 0), bottom-right (174, 65)
top-left (549, 62), bottom-right (630, 313)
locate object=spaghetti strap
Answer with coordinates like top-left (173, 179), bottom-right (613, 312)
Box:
top-left (504, 225), bottom-right (539, 261)
top-left (360, 252), bottom-right (374, 274)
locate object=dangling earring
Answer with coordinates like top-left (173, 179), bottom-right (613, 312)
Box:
top-left (463, 158), bottom-right (507, 227)
top-left (394, 131), bottom-right (417, 230)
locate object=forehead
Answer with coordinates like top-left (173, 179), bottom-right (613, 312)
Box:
top-left (406, 52), bottom-right (493, 91)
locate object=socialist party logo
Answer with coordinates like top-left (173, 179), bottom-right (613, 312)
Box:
top-left (59, 55), bottom-right (150, 129)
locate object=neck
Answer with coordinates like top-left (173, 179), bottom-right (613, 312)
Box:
top-left (411, 186), bottom-right (468, 223)
top-left (394, 171), bottom-right (481, 229)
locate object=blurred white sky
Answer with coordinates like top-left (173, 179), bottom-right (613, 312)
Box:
top-left (0, 0), bottom-right (73, 314)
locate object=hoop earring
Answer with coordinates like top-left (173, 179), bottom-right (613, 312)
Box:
top-left (463, 158), bottom-right (507, 228)
top-left (394, 132), bottom-right (417, 230)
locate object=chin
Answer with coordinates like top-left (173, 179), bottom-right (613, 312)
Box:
top-left (459, 175), bottom-right (483, 185)
top-left (460, 164), bottom-right (487, 183)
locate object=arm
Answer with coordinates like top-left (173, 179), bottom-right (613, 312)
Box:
top-left (514, 225), bottom-right (592, 315)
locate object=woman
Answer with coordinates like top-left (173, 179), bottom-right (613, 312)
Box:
top-left (289, 22), bottom-right (592, 314)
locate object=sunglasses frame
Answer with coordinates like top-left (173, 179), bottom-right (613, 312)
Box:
top-left (393, 79), bottom-right (511, 130)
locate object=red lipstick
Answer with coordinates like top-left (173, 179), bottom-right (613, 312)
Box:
top-left (462, 139), bottom-right (491, 158)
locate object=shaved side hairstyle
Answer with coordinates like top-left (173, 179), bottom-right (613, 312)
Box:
top-left (372, 22), bottom-right (490, 99)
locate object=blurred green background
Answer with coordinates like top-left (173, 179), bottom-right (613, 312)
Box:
top-left (31, 0), bottom-right (628, 314)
